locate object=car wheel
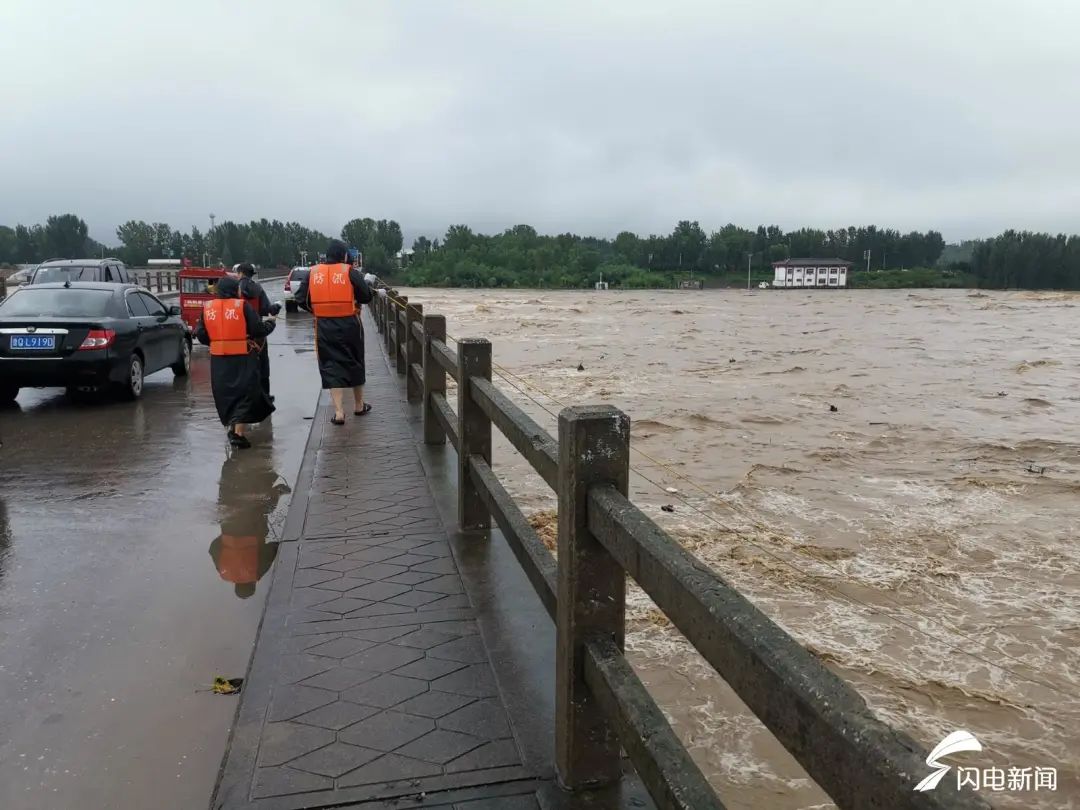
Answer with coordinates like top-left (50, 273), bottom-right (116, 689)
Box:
top-left (285, 300), bottom-right (298, 313)
top-left (0, 383), bottom-right (19, 403)
top-left (171, 338), bottom-right (191, 377)
top-left (119, 354), bottom-right (144, 400)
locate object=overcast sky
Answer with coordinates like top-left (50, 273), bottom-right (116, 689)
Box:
top-left (2, 0), bottom-right (1078, 244)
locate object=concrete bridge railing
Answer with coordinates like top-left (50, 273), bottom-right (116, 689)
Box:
top-left (372, 287), bottom-right (992, 810)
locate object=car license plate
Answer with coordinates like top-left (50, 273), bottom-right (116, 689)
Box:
top-left (10, 335), bottom-right (56, 350)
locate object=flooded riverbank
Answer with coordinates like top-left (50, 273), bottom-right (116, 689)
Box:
top-left (396, 287), bottom-right (1080, 808)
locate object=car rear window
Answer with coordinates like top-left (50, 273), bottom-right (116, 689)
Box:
top-left (181, 277), bottom-right (220, 294)
top-left (33, 266), bottom-right (96, 284)
top-left (0, 288), bottom-right (115, 317)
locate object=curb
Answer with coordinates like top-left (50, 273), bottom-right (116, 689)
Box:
top-left (279, 389), bottom-right (327, 543)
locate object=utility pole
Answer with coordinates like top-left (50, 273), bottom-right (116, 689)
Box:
top-left (209, 213), bottom-right (216, 233)
top-left (747, 253), bottom-right (752, 290)
top-left (864, 249), bottom-right (870, 273)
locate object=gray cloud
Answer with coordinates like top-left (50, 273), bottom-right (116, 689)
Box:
top-left (2, 0), bottom-right (1077, 244)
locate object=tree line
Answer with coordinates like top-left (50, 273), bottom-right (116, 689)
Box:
top-left (404, 222), bottom-right (950, 288)
top-left (3, 214), bottom-right (1080, 289)
top-left (0, 214), bottom-right (404, 275)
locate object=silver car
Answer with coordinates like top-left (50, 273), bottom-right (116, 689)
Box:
top-left (283, 266), bottom-right (310, 313)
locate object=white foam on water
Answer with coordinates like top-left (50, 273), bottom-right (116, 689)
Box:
top-left (397, 287), bottom-right (1080, 807)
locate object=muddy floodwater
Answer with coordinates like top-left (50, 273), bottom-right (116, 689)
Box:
top-left (397, 286), bottom-right (1080, 808)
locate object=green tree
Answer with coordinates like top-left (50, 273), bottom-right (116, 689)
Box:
top-left (364, 244), bottom-right (393, 274)
top-left (341, 218), bottom-right (377, 253)
top-left (43, 214), bottom-right (89, 258)
top-left (245, 231), bottom-right (271, 266)
top-left (669, 220), bottom-right (707, 269)
top-left (0, 225), bottom-right (16, 264)
top-left (116, 220), bottom-right (155, 265)
top-left (375, 219), bottom-right (403, 255)
top-left (613, 231), bottom-right (640, 263)
top-left (15, 225), bottom-right (45, 262)
top-left (443, 225), bottom-right (474, 252)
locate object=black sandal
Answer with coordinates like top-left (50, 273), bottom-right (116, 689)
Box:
top-left (330, 415), bottom-right (345, 425)
top-left (354, 403), bottom-right (372, 416)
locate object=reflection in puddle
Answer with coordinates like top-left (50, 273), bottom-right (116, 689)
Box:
top-left (209, 429), bottom-right (291, 599)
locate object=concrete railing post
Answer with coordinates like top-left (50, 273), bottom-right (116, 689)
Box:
top-left (555, 405), bottom-right (630, 790)
top-left (384, 291), bottom-right (396, 355)
top-left (0, 275), bottom-right (7, 300)
top-left (422, 314), bottom-right (447, 445)
top-left (456, 339), bottom-right (492, 530)
top-left (406, 303), bottom-right (423, 402)
top-left (155, 271), bottom-right (163, 292)
top-left (376, 291), bottom-right (385, 335)
top-left (395, 295), bottom-right (409, 375)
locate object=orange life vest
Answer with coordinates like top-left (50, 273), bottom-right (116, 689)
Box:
top-left (204, 299), bottom-right (249, 356)
top-left (216, 534), bottom-right (259, 584)
top-left (309, 263), bottom-right (355, 318)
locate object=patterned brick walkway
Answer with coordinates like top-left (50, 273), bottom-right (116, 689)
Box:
top-left (212, 314), bottom-right (539, 809)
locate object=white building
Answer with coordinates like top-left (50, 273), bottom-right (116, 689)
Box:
top-left (771, 259), bottom-right (852, 288)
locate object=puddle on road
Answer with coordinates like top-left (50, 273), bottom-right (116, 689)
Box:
top-left (0, 315), bottom-right (322, 810)
top-left (210, 447), bottom-right (291, 599)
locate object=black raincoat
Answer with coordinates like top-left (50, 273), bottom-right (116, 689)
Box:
top-left (294, 267), bottom-right (373, 389)
top-left (239, 275), bottom-right (273, 396)
top-left (195, 279), bottom-right (276, 426)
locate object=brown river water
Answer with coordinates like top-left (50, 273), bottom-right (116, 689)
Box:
top-left (395, 287), bottom-right (1079, 808)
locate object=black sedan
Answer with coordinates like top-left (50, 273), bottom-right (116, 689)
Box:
top-left (0, 282), bottom-right (191, 401)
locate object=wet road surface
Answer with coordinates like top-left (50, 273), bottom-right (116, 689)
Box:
top-left (0, 282), bottom-right (325, 809)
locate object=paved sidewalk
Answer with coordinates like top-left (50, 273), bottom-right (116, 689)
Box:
top-left (212, 314), bottom-right (539, 809)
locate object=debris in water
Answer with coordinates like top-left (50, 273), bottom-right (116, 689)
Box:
top-left (577, 363), bottom-right (585, 372)
top-left (212, 677), bottom-right (244, 695)
top-left (661, 504), bottom-right (675, 513)
top-left (728, 358), bottom-right (736, 363)
top-left (665, 487), bottom-right (679, 494)
top-left (1025, 463), bottom-right (1046, 475)
top-left (997, 391), bottom-right (1007, 397)
top-left (829, 404), bottom-right (839, 412)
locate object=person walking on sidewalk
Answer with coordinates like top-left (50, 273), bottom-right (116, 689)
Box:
top-left (195, 276), bottom-right (277, 448)
top-left (295, 239), bottom-right (374, 425)
top-left (237, 262), bottom-right (275, 402)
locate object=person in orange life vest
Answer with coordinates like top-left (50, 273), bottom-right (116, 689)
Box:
top-left (194, 276), bottom-right (277, 449)
top-left (236, 263), bottom-right (275, 402)
top-left (208, 451), bottom-right (289, 598)
top-left (294, 239), bottom-right (374, 425)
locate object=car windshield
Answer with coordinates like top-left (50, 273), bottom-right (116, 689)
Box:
top-left (33, 266), bottom-right (96, 284)
top-left (0, 288), bottom-right (114, 318)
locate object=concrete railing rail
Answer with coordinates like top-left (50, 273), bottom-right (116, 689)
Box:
top-left (372, 287), bottom-right (992, 810)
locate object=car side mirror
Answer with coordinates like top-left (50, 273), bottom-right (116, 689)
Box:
top-left (168, 305), bottom-right (181, 316)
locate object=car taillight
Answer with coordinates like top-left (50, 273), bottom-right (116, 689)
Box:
top-left (79, 330), bottom-right (116, 350)
top-left (284, 279), bottom-right (291, 291)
